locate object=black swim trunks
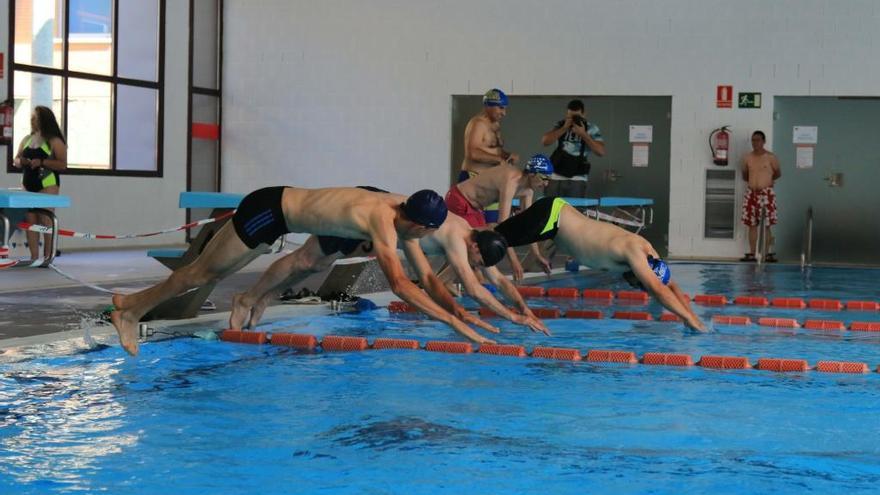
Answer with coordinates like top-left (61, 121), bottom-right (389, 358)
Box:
top-left (494, 196), bottom-right (567, 247)
top-left (315, 186), bottom-right (387, 255)
top-left (232, 186), bottom-right (291, 249)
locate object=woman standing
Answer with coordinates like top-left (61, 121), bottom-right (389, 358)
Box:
top-left (12, 106), bottom-right (68, 261)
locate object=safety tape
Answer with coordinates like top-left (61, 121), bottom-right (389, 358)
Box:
top-left (16, 210), bottom-right (235, 239)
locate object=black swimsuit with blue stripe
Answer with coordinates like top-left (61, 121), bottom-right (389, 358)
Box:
top-left (232, 186), bottom-right (291, 249)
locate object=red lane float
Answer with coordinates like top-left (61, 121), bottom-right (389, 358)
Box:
top-left (694, 294), bottom-right (728, 306)
top-left (756, 358), bottom-right (809, 372)
top-left (582, 289), bottom-right (614, 300)
top-left (803, 320), bottom-right (846, 331)
top-left (220, 329), bottom-right (267, 344)
top-left (613, 311), bottom-right (653, 321)
top-left (617, 290), bottom-right (649, 303)
top-left (425, 341), bottom-right (473, 354)
top-left (372, 338), bottom-right (421, 350)
top-left (516, 286), bottom-right (546, 298)
top-left (322, 335), bottom-right (369, 351)
top-left (565, 310), bottom-right (603, 319)
top-left (641, 353), bottom-right (693, 366)
top-left (388, 301), bottom-right (417, 313)
top-left (547, 287), bottom-right (579, 298)
top-left (772, 297), bottom-right (806, 309)
top-left (757, 317), bottom-right (800, 328)
top-left (531, 346), bottom-right (581, 361)
top-left (659, 313), bottom-right (682, 322)
top-left (850, 321), bottom-right (880, 332)
top-left (809, 299), bottom-right (843, 311)
top-left (586, 349), bottom-right (638, 364)
top-left (531, 308), bottom-right (561, 319)
top-left (734, 296), bottom-right (769, 307)
top-left (846, 301), bottom-right (880, 311)
top-left (815, 361), bottom-right (869, 374)
top-left (270, 333), bottom-right (318, 349)
top-left (478, 344), bottom-right (527, 357)
top-left (713, 315), bottom-right (753, 326)
top-left (698, 355), bottom-right (751, 369)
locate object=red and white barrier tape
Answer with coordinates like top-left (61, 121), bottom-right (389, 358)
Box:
top-left (15, 210), bottom-right (235, 240)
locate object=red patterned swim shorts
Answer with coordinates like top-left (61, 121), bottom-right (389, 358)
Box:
top-left (742, 187), bottom-right (777, 227)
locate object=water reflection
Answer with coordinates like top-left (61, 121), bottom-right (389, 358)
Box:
top-left (0, 357), bottom-right (137, 488)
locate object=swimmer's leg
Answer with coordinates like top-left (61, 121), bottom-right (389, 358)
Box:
top-left (112, 222), bottom-right (261, 355)
top-left (230, 236), bottom-right (339, 330)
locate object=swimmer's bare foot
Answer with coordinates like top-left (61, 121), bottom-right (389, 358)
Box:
top-left (110, 309), bottom-right (140, 356)
top-left (247, 294), bottom-right (271, 329)
top-left (112, 293), bottom-right (127, 311)
top-left (229, 293), bottom-right (251, 330)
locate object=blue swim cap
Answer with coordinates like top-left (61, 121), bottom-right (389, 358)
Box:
top-left (648, 256), bottom-right (671, 285)
top-left (482, 88), bottom-right (509, 107)
top-left (402, 189), bottom-right (448, 228)
top-left (525, 154), bottom-right (554, 175)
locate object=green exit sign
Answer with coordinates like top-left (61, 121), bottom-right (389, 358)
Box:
top-left (738, 92), bottom-right (762, 109)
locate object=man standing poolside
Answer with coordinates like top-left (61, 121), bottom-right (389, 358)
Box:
top-left (110, 187), bottom-right (493, 356)
top-left (458, 88), bottom-right (519, 182)
top-left (740, 130), bottom-right (781, 262)
top-left (495, 197), bottom-right (707, 332)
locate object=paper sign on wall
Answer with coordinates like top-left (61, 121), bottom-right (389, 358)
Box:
top-left (629, 125), bottom-right (653, 143)
top-left (632, 144), bottom-right (649, 167)
top-left (796, 145), bottom-right (814, 169)
top-left (793, 126), bottom-right (818, 144)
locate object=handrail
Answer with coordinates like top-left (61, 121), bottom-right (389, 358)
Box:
top-left (756, 207), bottom-right (768, 265)
top-left (801, 206), bottom-right (813, 269)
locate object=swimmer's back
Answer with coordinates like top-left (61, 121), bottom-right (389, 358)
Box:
top-left (281, 186), bottom-right (404, 239)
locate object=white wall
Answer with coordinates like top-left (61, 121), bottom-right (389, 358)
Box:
top-left (222, 0), bottom-right (880, 257)
top-left (1, 0), bottom-right (189, 250)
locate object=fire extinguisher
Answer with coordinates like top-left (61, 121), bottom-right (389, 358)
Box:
top-left (709, 126), bottom-right (731, 166)
top-left (0, 100), bottom-right (12, 145)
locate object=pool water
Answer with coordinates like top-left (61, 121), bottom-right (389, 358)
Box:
top-left (2, 263), bottom-right (880, 494)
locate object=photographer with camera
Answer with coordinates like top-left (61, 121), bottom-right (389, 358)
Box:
top-left (540, 99), bottom-right (605, 198)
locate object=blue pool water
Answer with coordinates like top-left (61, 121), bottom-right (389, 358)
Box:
top-left (2, 263), bottom-right (880, 494)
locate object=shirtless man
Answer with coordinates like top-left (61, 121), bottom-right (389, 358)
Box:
top-left (446, 154), bottom-right (554, 280)
top-left (228, 211), bottom-right (549, 336)
top-left (458, 88), bottom-right (519, 182)
top-left (740, 130), bottom-right (781, 262)
top-left (495, 197), bottom-right (707, 331)
top-left (110, 187), bottom-right (493, 356)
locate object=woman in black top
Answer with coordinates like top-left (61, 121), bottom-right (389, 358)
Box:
top-left (12, 106), bottom-right (68, 261)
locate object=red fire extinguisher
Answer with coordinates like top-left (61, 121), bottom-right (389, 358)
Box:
top-left (0, 100), bottom-right (12, 145)
top-left (709, 126), bottom-right (731, 166)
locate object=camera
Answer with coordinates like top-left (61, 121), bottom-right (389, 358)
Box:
top-left (571, 115), bottom-right (586, 127)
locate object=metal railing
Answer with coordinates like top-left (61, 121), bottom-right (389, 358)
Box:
top-left (801, 206), bottom-right (813, 269)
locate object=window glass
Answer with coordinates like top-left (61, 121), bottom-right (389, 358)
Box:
top-left (116, 86), bottom-right (158, 171)
top-left (12, 70), bottom-right (64, 149)
top-left (66, 78), bottom-right (111, 169)
top-left (117, 0), bottom-right (159, 81)
top-left (14, 0), bottom-right (64, 69)
top-left (68, 0), bottom-right (113, 75)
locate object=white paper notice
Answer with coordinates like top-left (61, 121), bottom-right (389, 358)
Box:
top-left (796, 145), bottom-right (814, 169)
top-left (793, 126), bottom-right (818, 144)
top-left (632, 144), bottom-right (649, 167)
top-left (629, 125), bottom-right (653, 143)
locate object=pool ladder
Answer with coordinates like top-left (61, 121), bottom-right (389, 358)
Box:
top-left (800, 206), bottom-right (813, 269)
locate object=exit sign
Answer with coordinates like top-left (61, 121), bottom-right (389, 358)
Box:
top-left (738, 92), bottom-right (762, 109)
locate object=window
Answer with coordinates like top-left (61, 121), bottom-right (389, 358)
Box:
top-left (8, 0), bottom-right (164, 176)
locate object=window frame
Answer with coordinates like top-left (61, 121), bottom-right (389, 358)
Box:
top-left (6, 0), bottom-right (166, 177)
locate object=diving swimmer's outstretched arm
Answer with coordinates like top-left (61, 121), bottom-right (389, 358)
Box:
top-left (626, 250), bottom-right (707, 332)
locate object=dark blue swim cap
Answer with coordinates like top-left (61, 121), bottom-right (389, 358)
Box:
top-left (402, 190), bottom-right (447, 228)
top-left (474, 230), bottom-right (508, 267)
top-left (483, 88), bottom-right (509, 107)
top-left (525, 154), bottom-right (554, 175)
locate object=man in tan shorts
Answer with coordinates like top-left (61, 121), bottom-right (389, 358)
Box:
top-left (740, 130), bottom-right (781, 262)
